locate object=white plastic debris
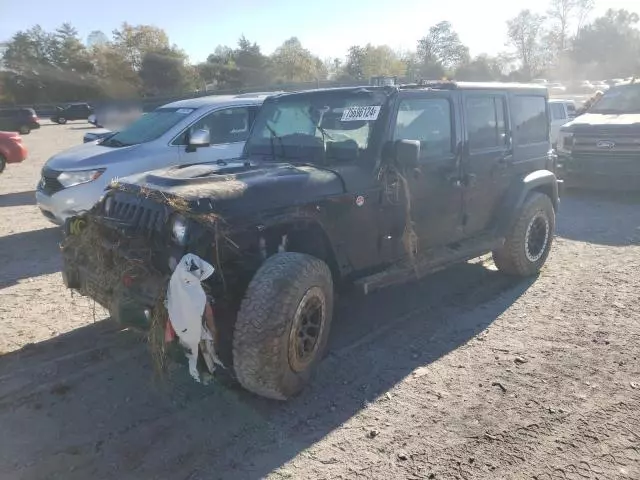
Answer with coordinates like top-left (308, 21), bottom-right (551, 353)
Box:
top-left (166, 253), bottom-right (217, 382)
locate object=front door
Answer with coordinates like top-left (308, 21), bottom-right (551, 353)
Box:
top-left (177, 106), bottom-right (258, 164)
top-left (388, 91), bottom-right (464, 252)
top-left (461, 92), bottom-right (513, 237)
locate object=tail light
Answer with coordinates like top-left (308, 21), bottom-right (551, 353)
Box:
top-left (32, 114), bottom-right (39, 122)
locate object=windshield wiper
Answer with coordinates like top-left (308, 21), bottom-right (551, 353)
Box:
top-left (263, 123), bottom-right (286, 161)
top-left (102, 137), bottom-right (129, 148)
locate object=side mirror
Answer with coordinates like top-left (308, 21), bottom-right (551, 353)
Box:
top-left (395, 139), bottom-right (420, 169)
top-left (187, 128), bottom-right (210, 152)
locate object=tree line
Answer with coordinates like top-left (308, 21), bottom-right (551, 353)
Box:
top-left (1, 1), bottom-right (639, 105)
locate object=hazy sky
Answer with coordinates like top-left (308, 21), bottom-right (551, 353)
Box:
top-left (1, 0), bottom-right (639, 62)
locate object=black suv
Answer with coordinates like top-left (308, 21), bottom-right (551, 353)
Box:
top-left (61, 82), bottom-right (560, 399)
top-left (0, 107), bottom-right (40, 134)
top-left (51, 103), bottom-right (93, 124)
top-left (557, 81), bottom-right (640, 190)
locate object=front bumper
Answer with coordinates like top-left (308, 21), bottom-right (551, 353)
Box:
top-left (62, 221), bottom-right (169, 328)
top-left (36, 177), bottom-right (107, 225)
top-left (558, 153), bottom-right (640, 191)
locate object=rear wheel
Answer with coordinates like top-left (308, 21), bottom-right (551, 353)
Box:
top-left (57, 117), bottom-right (67, 125)
top-left (0, 155), bottom-right (6, 173)
top-left (492, 192), bottom-right (555, 276)
top-left (233, 252), bottom-right (334, 400)
top-left (19, 125), bottom-right (30, 135)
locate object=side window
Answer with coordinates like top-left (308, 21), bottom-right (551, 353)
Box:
top-left (550, 103), bottom-right (566, 121)
top-left (186, 107), bottom-right (251, 145)
top-left (513, 96), bottom-right (548, 145)
top-left (466, 95), bottom-right (508, 150)
top-left (393, 98), bottom-right (453, 158)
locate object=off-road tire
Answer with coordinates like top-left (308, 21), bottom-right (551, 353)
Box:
top-left (0, 155), bottom-right (6, 173)
top-left (57, 117), bottom-right (67, 125)
top-left (233, 252), bottom-right (333, 400)
top-left (19, 125), bottom-right (30, 135)
top-left (492, 192), bottom-right (555, 277)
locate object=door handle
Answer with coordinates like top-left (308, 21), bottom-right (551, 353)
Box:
top-left (498, 151), bottom-right (514, 165)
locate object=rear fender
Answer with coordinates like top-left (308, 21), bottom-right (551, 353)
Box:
top-left (495, 170), bottom-right (559, 237)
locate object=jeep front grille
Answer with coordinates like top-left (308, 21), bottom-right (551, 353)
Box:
top-left (106, 194), bottom-right (168, 234)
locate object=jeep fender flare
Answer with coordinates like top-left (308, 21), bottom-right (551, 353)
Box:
top-left (495, 170), bottom-right (559, 238)
top-left (254, 213), bottom-right (346, 281)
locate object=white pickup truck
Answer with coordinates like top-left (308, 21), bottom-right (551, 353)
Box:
top-left (549, 99), bottom-right (577, 148)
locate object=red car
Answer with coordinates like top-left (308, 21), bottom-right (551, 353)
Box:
top-left (0, 131), bottom-right (27, 173)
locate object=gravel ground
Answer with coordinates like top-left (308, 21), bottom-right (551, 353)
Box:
top-left (0, 122), bottom-right (639, 480)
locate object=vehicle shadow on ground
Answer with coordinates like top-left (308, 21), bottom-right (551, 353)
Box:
top-left (0, 261), bottom-right (533, 480)
top-left (0, 227), bottom-right (62, 289)
top-left (556, 189), bottom-right (640, 246)
top-left (69, 126), bottom-right (97, 130)
top-left (0, 190), bottom-right (36, 207)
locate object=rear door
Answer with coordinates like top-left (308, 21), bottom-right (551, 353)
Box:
top-left (390, 91), bottom-right (464, 250)
top-left (461, 91), bottom-right (512, 237)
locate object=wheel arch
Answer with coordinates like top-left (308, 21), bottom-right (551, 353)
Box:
top-left (496, 169), bottom-right (559, 237)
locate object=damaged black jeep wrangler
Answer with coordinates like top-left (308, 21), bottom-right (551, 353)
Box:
top-left (62, 82), bottom-right (561, 400)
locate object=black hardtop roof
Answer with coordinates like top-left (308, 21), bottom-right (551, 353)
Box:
top-left (267, 81), bottom-right (547, 101)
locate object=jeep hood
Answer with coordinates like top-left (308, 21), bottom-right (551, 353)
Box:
top-left (562, 113), bottom-right (640, 133)
top-left (45, 141), bottom-right (142, 170)
top-left (116, 160), bottom-right (345, 217)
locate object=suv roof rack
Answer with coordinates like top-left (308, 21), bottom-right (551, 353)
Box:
top-left (399, 80), bottom-right (458, 91)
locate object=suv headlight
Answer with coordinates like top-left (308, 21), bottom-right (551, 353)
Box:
top-left (171, 214), bottom-right (189, 246)
top-left (58, 169), bottom-right (105, 188)
top-left (557, 131), bottom-right (574, 153)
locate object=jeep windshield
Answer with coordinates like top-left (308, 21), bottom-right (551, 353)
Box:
top-left (245, 90), bottom-right (389, 163)
top-left (589, 84), bottom-right (640, 114)
top-left (101, 107), bottom-right (192, 147)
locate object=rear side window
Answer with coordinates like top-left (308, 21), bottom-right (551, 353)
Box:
top-left (513, 96), bottom-right (548, 145)
top-left (465, 95), bottom-right (507, 150)
top-left (550, 103), bottom-right (566, 121)
top-left (393, 97), bottom-right (453, 158)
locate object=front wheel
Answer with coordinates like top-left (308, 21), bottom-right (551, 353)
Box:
top-left (19, 125), bottom-right (30, 135)
top-left (233, 252), bottom-right (334, 400)
top-left (492, 192), bottom-right (555, 277)
top-left (57, 117), bottom-right (67, 125)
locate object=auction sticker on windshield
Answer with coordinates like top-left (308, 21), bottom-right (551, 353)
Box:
top-left (176, 108), bottom-right (195, 115)
top-left (341, 106), bottom-right (381, 122)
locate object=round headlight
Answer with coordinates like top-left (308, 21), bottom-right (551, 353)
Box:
top-left (172, 215), bottom-right (188, 246)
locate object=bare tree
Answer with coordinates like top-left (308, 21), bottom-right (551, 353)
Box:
top-left (506, 10), bottom-right (547, 79)
top-left (547, 0), bottom-right (576, 52)
top-left (575, 0), bottom-right (595, 34)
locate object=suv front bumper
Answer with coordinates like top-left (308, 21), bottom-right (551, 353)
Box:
top-left (558, 153), bottom-right (640, 191)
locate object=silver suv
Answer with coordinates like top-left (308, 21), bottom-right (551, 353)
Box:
top-left (37, 93), bottom-right (277, 224)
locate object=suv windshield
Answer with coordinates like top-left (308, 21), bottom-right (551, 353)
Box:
top-left (589, 84), bottom-right (640, 114)
top-left (101, 107), bottom-right (193, 147)
top-left (245, 90), bottom-right (389, 163)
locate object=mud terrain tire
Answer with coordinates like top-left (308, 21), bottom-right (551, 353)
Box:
top-left (493, 192), bottom-right (555, 277)
top-left (233, 252), bottom-right (334, 400)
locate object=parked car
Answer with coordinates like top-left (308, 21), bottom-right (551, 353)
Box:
top-left (0, 131), bottom-right (27, 173)
top-left (51, 103), bottom-right (93, 124)
top-left (61, 81), bottom-right (561, 399)
top-left (557, 80), bottom-right (640, 190)
top-left (83, 129), bottom-right (114, 143)
top-left (532, 78), bottom-right (548, 85)
top-left (89, 102), bottom-right (143, 129)
top-left (549, 99), bottom-right (577, 147)
top-left (591, 81), bottom-right (610, 91)
top-left (37, 93), bottom-right (279, 224)
top-left (0, 108), bottom-right (40, 134)
top-left (547, 82), bottom-right (567, 94)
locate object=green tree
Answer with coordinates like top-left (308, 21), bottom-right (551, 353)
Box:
top-left (112, 23), bottom-right (169, 71)
top-left (140, 47), bottom-right (192, 95)
top-left (571, 9), bottom-right (640, 78)
top-left (417, 21), bottom-right (470, 75)
top-left (270, 37), bottom-right (322, 83)
top-left (454, 54), bottom-right (504, 81)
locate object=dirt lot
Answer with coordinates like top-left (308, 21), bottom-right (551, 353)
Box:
top-left (0, 122), bottom-right (639, 480)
